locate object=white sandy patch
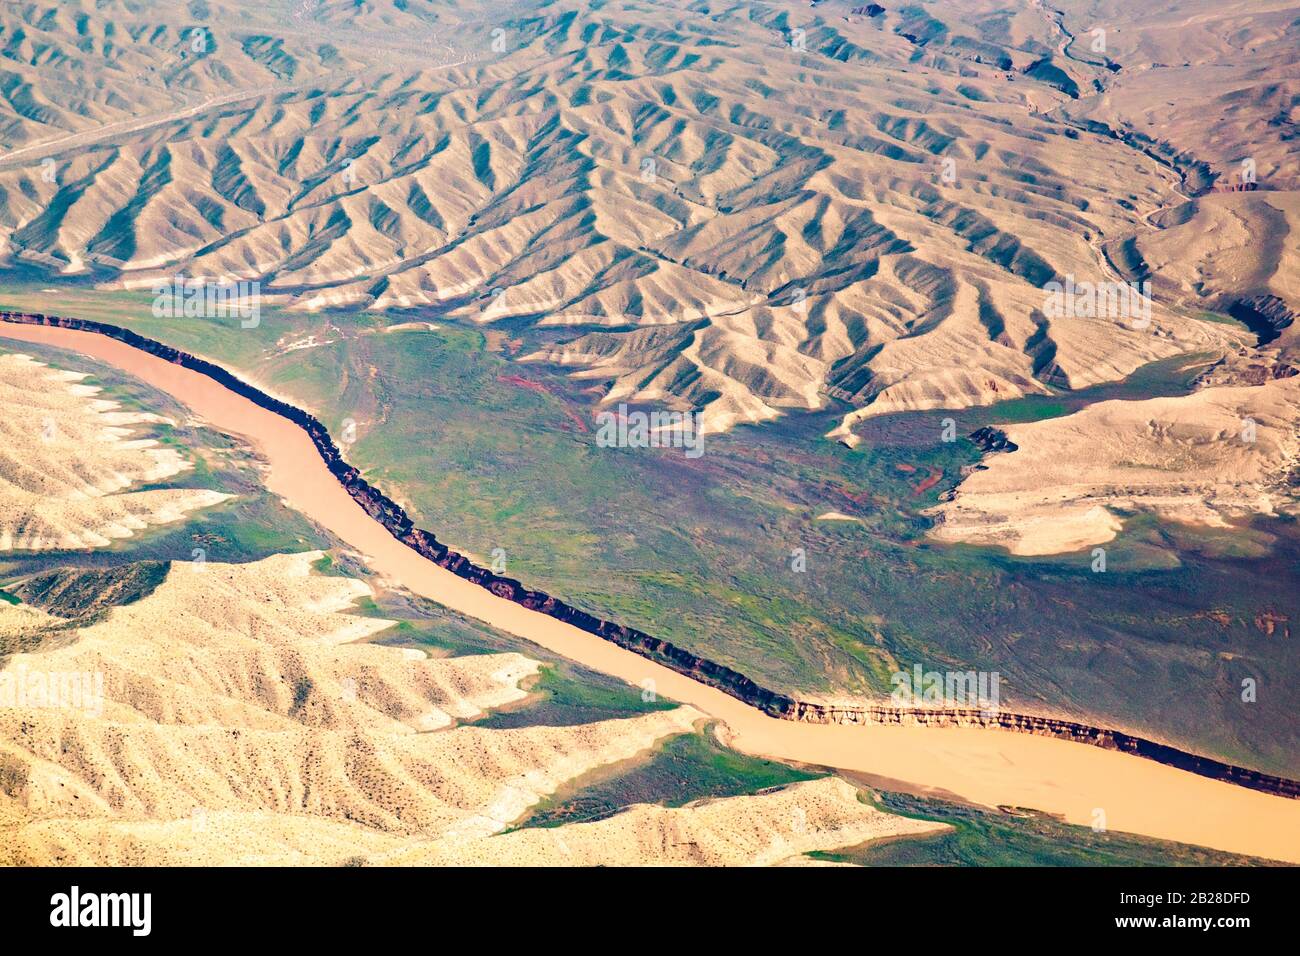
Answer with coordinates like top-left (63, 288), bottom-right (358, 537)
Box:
top-left (382, 322), bottom-right (440, 333)
top-left (929, 377), bottom-right (1300, 555)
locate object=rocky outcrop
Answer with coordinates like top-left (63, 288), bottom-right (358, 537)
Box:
top-left (967, 426), bottom-right (1018, 453)
top-left (1212, 180), bottom-right (1261, 193)
top-left (4, 309), bottom-right (1298, 801)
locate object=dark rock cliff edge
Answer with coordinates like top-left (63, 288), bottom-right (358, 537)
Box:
top-left (3, 310), bottom-right (1296, 800)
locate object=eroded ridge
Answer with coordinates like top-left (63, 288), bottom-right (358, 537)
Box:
top-left (0, 350), bottom-right (229, 550)
top-left (0, 549), bottom-right (947, 865)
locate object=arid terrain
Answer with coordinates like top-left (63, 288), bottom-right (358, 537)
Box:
top-left (0, 352), bottom-right (951, 865)
top-left (0, 0), bottom-right (1294, 434)
top-left (1, 545), bottom-right (942, 866)
top-left (3, 339), bottom-right (1296, 865)
top-left (0, 352), bottom-right (229, 550)
top-left (0, 0), bottom-right (1298, 867)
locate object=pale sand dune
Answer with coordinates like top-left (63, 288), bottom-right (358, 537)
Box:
top-left (0, 351), bottom-right (230, 550)
top-left (929, 377), bottom-right (1300, 555)
top-left (0, 704), bottom-right (704, 840)
top-left (378, 778), bottom-right (947, 867)
top-left (0, 602), bottom-right (63, 642)
top-left (6, 323), bottom-right (1295, 862)
top-left (8, 813), bottom-right (413, 867)
top-left (823, 260), bottom-right (1242, 442)
top-left (0, 551), bottom-right (724, 863)
top-left (1133, 193), bottom-right (1300, 326)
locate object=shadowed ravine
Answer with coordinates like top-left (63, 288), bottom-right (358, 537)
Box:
top-left (2, 309), bottom-right (1298, 805)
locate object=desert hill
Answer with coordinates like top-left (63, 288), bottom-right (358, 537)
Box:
top-left (1, 0), bottom-right (1289, 434)
top-left (0, 351), bottom-right (228, 550)
top-left (0, 550), bottom-right (944, 865)
top-left (929, 376), bottom-right (1300, 555)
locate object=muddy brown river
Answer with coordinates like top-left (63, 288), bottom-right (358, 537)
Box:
top-left (3, 320), bottom-right (1297, 863)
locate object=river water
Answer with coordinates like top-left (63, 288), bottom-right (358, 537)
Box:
top-left (3, 320), bottom-right (1296, 862)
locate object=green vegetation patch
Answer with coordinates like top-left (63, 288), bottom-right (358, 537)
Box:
top-left (517, 727), bottom-right (823, 830)
top-left (810, 790), bottom-right (1278, 867)
top-left (474, 663), bottom-right (676, 729)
